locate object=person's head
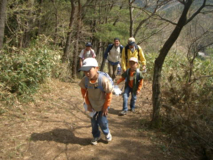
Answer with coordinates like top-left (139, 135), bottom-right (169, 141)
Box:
top-left (79, 58), bottom-right (99, 79)
top-left (128, 37), bottom-right (136, 49)
top-left (85, 42), bottom-right (92, 51)
top-left (129, 57), bottom-right (138, 70)
top-left (128, 37), bottom-right (135, 43)
top-left (113, 38), bottom-right (120, 47)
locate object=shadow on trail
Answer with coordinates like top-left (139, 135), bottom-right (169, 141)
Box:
top-left (108, 108), bottom-right (120, 115)
top-left (30, 128), bottom-right (91, 146)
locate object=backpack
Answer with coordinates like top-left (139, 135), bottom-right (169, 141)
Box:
top-left (85, 71), bottom-right (114, 92)
top-left (108, 44), bottom-right (123, 52)
top-left (82, 49), bottom-right (95, 60)
top-left (125, 45), bottom-right (140, 65)
top-left (104, 44), bottom-right (123, 59)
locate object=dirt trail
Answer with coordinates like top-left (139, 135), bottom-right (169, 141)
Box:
top-left (0, 79), bottom-right (174, 160)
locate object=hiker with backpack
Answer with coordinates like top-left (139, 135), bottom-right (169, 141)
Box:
top-left (121, 37), bottom-right (146, 72)
top-left (78, 58), bottom-right (113, 145)
top-left (103, 38), bottom-right (123, 80)
top-left (117, 57), bottom-right (144, 115)
top-left (79, 42), bottom-right (96, 68)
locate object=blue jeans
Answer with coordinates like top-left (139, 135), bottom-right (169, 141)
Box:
top-left (91, 111), bottom-right (109, 138)
top-left (123, 85), bottom-right (137, 111)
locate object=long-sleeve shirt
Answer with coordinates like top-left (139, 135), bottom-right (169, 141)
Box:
top-left (79, 77), bottom-right (113, 111)
top-left (121, 45), bottom-right (146, 71)
top-left (104, 44), bottom-right (123, 64)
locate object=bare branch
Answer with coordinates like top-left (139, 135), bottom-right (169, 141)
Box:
top-left (205, 5), bottom-right (213, 7)
top-left (153, 14), bottom-right (178, 25)
top-left (137, 24), bottom-right (168, 44)
top-left (201, 10), bottom-right (213, 14)
top-left (201, 42), bottom-right (213, 49)
top-left (186, 0), bottom-right (207, 25)
top-left (188, 75), bottom-right (213, 85)
top-left (177, 0), bottom-right (185, 5)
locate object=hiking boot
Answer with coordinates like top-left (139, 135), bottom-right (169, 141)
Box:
top-left (91, 136), bottom-right (101, 145)
top-left (130, 108), bottom-right (135, 112)
top-left (119, 110), bottom-right (127, 116)
top-left (105, 132), bottom-right (112, 142)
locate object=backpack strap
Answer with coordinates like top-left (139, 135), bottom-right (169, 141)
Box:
top-left (104, 44), bottom-right (114, 59)
top-left (135, 45), bottom-right (140, 60)
top-left (90, 50), bottom-right (95, 58)
top-left (126, 68), bottom-right (140, 81)
top-left (120, 45), bottom-right (123, 53)
top-left (125, 45), bottom-right (129, 65)
top-left (125, 45), bottom-right (140, 64)
top-left (85, 77), bottom-right (90, 89)
top-left (136, 68), bottom-right (140, 81)
top-left (97, 73), bottom-right (104, 92)
top-left (84, 73), bottom-right (104, 92)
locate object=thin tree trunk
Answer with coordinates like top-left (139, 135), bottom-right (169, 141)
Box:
top-left (152, 0), bottom-right (193, 125)
top-left (37, 0), bottom-right (43, 36)
top-left (23, 0), bottom-right (34, 48)
top-left (0, 0), bottom-right (7, 50)
top-left (52, 0), bottom-right (58, 44)
top-left (129, 0), bottom-right (133, 37)
top-left (100, 42), bottom-right (106, 71)
top-left (62, 0), bottom-right (76, 63)
top-left (72, 0), bottom-right (81, 78)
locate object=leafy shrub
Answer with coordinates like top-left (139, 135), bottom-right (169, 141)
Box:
top-left (159, 53), bottom-right (213, 158)
top-left (143, 52), bottom-right (158, 80)
top-left (0, 35), bottom-right (61, 103)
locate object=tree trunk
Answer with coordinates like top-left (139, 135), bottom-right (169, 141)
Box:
top-left (129, 0), bottom-right (133, 37)
top-left (52, 0), bottom-right (58, 44)
top-left (23, 0), bottom-right (34, 48)
top-left (62, 0), bottom-right (76, 63)
top-left (152, 0), bottom-right (193, 125)
top-left (100, 42), bottom-right (107, 71)
top-left (0, 0), bottom-right (7, 50)
top-left (36, 0), bottom-right (43, 36)
top-left (72, 0), bottom-right (81, 78)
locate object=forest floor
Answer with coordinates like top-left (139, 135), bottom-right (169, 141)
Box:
top-left (0, 78), bottom-right (182, 160)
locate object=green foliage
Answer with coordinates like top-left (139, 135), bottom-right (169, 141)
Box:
top-left (156, 52), bottom-right (213, 157)
top-left (143, 52), bottom-right (158, 80)
top-left (94, 23), bottom-right (129, 44)
top-left (0, 35), bottom-right (61, 103)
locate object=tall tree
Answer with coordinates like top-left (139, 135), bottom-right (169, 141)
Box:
top-left (62, 0), bottom-right (76, 63)
top-left (129, 0), bottom-right (134, 37)
top-left (51, 0), bottom-right (59, 44)
top-left (152, 0), bottom-right (211, 124)
top-left (72, 0), bottom-right (81, 78)
top-left (0, 0), bottom-right (7, 50)
top-left (22, 0), bottom-right (35, 48)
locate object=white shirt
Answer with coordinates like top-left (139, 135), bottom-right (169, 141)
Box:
top-left (107, 46), bottom-right (121, 63)
top-left (79, 49), bottom-right (96, 60)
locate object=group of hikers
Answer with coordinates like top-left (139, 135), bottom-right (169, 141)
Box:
top-left (78, 37), bottom-right (146, 145)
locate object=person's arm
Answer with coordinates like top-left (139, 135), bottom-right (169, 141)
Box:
top-left (79, 58), bottom-right (83, 67)
top-left (138, 47), bottom-right (146, 69)
top-left (102, 92), bottom-right (112, 116)
top-left (137, 79), bottom-right (143, 95)
top-left (79, 50), bottom-right (84, 67)
top-left (90, 49), bottom-right (96, 58)
top-left (117, 77), bottom-right (125, 84)
top-left (121, 48), bottom-right (126, 72)
top-left (81, 88), bottom-right (92, 111)
top-left (103, 45), bottom-right (111, 59)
